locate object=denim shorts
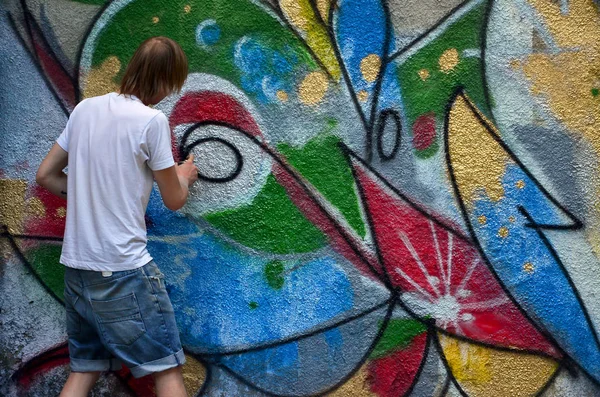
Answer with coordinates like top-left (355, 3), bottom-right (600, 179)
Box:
top-left (63, 261), bottom-right (185, 378)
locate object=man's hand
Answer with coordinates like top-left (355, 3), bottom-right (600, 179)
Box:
top-left (153, 155), bottom-right (198, 211)
top-left (176, 154), bottom-right (199, 187)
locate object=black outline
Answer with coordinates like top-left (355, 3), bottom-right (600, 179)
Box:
top-left (443, 88), bottom-right (600, 388)
top-left (198, 296), bottom-right (397, 397)
top-left (375, 108), bottom-right (402, 161)
top-left (14, 0), bottom-right (79, 112)
top-left (339, 141), bottom-right (566, 363)
top-left (387, 0), bottom-right (478, 62)
top-left (197, 298), bottom-right (392, 357)
top-left (1, 225), bottom-right (65, 305)
top-left (179, 128), bottom-right (244, 183)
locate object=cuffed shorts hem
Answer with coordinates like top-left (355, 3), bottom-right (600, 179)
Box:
top-left (70, 357), bottom-right (122, 373)
top-left (129, 348), bottom-right (186, 378)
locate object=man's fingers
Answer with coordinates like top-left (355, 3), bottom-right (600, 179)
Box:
top-left (187, 154), bottom-right (195, 162)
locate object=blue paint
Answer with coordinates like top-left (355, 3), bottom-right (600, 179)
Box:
top-left (196, 20), bottom-right (221, 47)
top-left (471, 163), bottom-right (600, 381)
top-left (334, 0), bottom-right (392, 116)
top-left (146, 188), bottom-right (200, 236)
top-left (148, 232), bottom-right (354, 353)
top-left (233, 37), bottom-right (299, 104)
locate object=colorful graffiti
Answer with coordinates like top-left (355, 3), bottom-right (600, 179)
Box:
top-left (2, 0), bottom-right (600, 395)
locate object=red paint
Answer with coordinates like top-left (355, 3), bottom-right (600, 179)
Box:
top-left (24, 184), bottom-right (67, 238)
top-left (33, 42), bottom-right (76, 110)
top-left (351, 158), bottom-right (559, 357)
top-left (367, 333), bottom-right (428, 396)
top-left (169, 91), bottom-right (263, 161)
top-left (273, 163), bottom-right (384, 279)
top-left (412, 114), bottom-right (436, 150)
top-left (13, 344), bottom-right (70, 388)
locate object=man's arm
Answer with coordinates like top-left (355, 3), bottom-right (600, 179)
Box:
top-left (153, 154), bottom-right (198, 211)
top-left (36, 143), bottom-right (68, 198)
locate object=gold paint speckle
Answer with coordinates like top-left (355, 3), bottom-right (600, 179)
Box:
top-left (82, 56), bottom-right (121, 99)
top-left (357, 90), bottom-right (369, 102)
top-left (26, 197), bottom-right (46, 218)
top-left (184, 4), bottom-right (191, 13)
top-left (516, 180), bottom-right (525, 189)
top-left (509, 59), bottom-right (521, 70)
top-left (152, 16), bottom-right (160, 24)
top-left (523, 262), bottom-right (535, 273)
top-left (418, 69), bottom-right (430, 81)
top-left (447, 94), bottom-right (508, 207)
top-left (298, 72), bottom-right (328, 105)
top-left (0, 179), bottom-right (27, 234)
top-left (181, 354), bottom-right (206, 395)
top-left (276, 90), bottom-right (288, 102)
top-left (360, 54), bottom-right (381, 83)
top-left (508, 216), bottom-right (516, 223)
top-left (56, 207), bottom-right (66, 218)
top-left (439, 48), bottom-right (459, 73)
top-left (439, 333), bottom-right (558, 395)
top-left (498, 226), bottom-right (509, 238)
top-left (478, 215), bottom-right (487, 225)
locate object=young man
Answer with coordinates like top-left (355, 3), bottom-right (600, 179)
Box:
top-left (36, 37), bottom-right (197, 397)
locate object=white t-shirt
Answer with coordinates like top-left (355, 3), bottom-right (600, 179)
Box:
top-left (57, 92), bottom-right (175, 271)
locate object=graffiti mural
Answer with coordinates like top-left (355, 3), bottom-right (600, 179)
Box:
top-left (2, 0), bottom-right (600, 395)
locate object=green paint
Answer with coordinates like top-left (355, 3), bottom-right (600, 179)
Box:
top-left (398, 4), bottom-right (487, 157)
top-left (370, 319), bottom-right (427, 359)
top-left (205, 175), bottom-right (326, 253)
top-left (279, 134), bottom-right (366, 237)
top-left (91, 0), bottom-right (316, 92)
top-left (592, 88), bottom-right (599, 97)
top-left (249, 301), bottom-right (259, 309)
top-left (24, 244), bottom-right (65, 303)
top-left (264, 260), bottom-right (285, 289)
top-left (415, 140), bottom-right (440, 159)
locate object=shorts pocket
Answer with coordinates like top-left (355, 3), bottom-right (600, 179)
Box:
top-left (91, 293), bottom-right (146, 346)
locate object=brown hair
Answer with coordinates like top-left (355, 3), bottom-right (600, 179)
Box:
top-left (119, 37), bottom-right (188, 104)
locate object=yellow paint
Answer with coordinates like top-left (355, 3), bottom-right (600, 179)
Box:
top-left (360, 54), bottom-right (381, 83)
top-left (0, 180), bottom-right (27, 234)
top-left (279, 0), bottom-right (340, 80)
top-left (357, 90), bottom-right (369, 102)
top-left (181, 354), bottom-right (206, 395)
top-left (276, 90), bottom-right (289, 102)
top-left (509, 59), bottom-right (521, 70)
top-left (56, 207), bottom-right (66, 218)
top-left (316, 0), bottom-right (332, 23)
top-left (327, 365), bottom-right (377, 396)
top-left (26, 197), bottom-right (46, 219)
top-left (447, 93), bottom-right (509, 207)
top-left (184, 4), bottom-right (191, 13)
top-left (516, 180), bottom-right (525, 189)
top-left (478, 215), bottom-right (487, 225)
top-left (508, 216), bottom-right (516, 223)
top-left (439, 333), bottom-right (558, 396)
top-left (439, 48), bottom-right (460, 73)
top-left (418, 69), bottom-right (430, 81)
top-left (83, 56), bottom-right (121, 99)
top-left (498, 226), bottom-right (509, 238)
top-left (523, 262), bottom-right (535, 273)
top-left (520, 0), bottom-right (600, 256)
top-left (152, 16), bottom-right (160, 24)
top-left (298, 71), bottom-right (328, 105)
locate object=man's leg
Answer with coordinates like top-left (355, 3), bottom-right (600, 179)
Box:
top-left (154, 366), bottom-right (187, 397)
top-left (59, 371), bottom-right (102, 397)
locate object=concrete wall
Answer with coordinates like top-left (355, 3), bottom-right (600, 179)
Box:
top-left (2, 0), bottom-right (600, 395)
